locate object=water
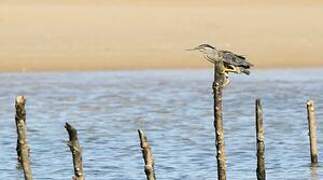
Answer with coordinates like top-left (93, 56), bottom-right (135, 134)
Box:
top-left (0, 69), bottom-right (322, 180)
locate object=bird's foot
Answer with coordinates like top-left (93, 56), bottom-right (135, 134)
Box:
top-left (225, 66), bottom-right (240, 74)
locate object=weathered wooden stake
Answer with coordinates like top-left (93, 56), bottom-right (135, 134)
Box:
top-left (307, 100), bottom-right (318, 164)
top-left (65, 122), bottom-right (85, 180)
top-left (212, 61), bottom-right (227, 180)
top-left (15, 96), bottom-right (33, 180)
top-left (255, 99), bottom-right (266, 180)
top-left (138, 129), bottom-right (156, 180)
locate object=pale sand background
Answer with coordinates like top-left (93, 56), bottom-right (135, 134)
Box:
top-left (1, 1), bottom-right (323, 71)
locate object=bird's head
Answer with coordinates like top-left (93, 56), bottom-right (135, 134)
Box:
top-left (186, 44), bottom-right (217, 55)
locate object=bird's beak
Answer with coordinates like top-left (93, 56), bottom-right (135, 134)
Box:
top-left (185, 47), bottom-right (198, 51)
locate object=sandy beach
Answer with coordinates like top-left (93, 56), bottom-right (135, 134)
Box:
top-left (1, 0), bottom-right (323, 71)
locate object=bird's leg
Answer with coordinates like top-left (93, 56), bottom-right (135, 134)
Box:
top-left (224, 66), bottom-right (241, 74)
top-left (224, 68), bottom-right (235, 72)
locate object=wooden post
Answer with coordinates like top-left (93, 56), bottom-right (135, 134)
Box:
top-left (15, 96), bottom-right (33, 180)
top-left (65, 123), bottom-right (85, 180)
top-left (212, 61), bottom-right (227, 180)
top-left (255, 99), bottom-right (266, 180)
top-left (138, 129), bottom-right (156, 180)
top-left (307, 100), bottom-right (318, 164)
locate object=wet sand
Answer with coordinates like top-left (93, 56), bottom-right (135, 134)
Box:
top-left (1, 1), bottom-right (323, 71)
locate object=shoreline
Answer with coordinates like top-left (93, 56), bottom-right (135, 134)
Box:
top-left (0, 66), bottom-right (322, 74)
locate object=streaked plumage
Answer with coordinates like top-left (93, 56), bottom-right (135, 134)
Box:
top-left (187, 44), bottom-right (254, 75)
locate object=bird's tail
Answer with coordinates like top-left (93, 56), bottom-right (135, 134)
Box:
top-left (241, 69), bottom-right (250, 75)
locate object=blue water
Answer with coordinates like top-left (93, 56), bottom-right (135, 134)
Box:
top-left (0, 69), bottom-right (322, 180)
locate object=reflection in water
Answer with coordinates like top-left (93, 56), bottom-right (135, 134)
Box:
top-left (311, 164), bottom-right (319, 180)
top-left (0, 69), bottom-right (322, 179)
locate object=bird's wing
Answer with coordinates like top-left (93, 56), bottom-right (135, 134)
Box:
top-left (220, 50), bottom-right (254, 68)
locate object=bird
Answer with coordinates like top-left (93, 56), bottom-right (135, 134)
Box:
top-left (187, 43), bottom-right (254, 86)
top-left (187, 43), bottom-right (253, 76)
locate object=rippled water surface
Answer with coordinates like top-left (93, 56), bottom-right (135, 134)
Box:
top-left (0, 69), bottom-right (323, 180)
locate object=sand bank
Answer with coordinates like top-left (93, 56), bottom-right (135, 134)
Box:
top-left (1, 1), bottom-right (323, 71)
